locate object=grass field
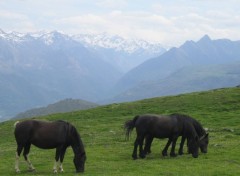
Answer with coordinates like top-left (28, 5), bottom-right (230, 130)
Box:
top-left (0, 87), bottom-right (240, 175)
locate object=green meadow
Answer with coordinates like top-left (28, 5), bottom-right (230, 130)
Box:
top-left (0, 87), bottom-right (240, 176)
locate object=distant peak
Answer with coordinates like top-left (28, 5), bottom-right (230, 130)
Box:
top-left (198, 35), bottom-right (211, 43)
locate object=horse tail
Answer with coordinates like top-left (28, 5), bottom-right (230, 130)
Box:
top-left (124, 115), bottom-right (139, 140)
top-left (14, 121), bottom-right (20, 129)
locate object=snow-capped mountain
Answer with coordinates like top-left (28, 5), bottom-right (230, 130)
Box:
top-left (0, 29), bottom-right (165, 53)
top-left (73, 33), bottom-right (165, 54)
top-left (0, 29), bottom-right (71, 45)
top-left (0, 29), bottom-right (27, 42)
top-left (0, 30), bottom-right (166, 72)
top-left (72, 33), bottom-right (166, 72)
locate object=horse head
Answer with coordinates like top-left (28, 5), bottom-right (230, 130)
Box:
top-left (73, 152), bottom-right (86, 173)
top-left (69, 124), bottom-right (86, 173)
top-left (188, 135), bottom-right (199, 158)
top-left (199, 133), bottom-right (209, 153)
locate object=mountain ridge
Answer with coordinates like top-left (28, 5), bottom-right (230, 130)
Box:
top-left (13, 98), bottom-right (98, 119)
top-left (107, 35), bottom-right (240, 103)
top-left (0, 29), bottom-right (166, 72)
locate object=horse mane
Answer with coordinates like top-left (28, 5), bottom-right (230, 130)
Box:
top-left (170, 113), bottom-right (206, 136)
top-left (67, 123), bottom-right (85, 155)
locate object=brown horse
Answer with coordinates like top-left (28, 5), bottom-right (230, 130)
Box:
top-left (14, 120), bottom-right (86, 173)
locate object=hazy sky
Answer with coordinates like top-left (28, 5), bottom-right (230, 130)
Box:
top-left (1, 0), bottom-right (240, 46)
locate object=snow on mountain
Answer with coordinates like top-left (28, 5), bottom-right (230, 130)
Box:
top-left (0, 29), bottom-right (165, 53)
top-left (38, 31), bottom-right (72, 45)
top-left (0, 29), bottom-right (166, 73)
top-left (72, 33), bottom-right (165, 54)
top-left (72, 33), bottom-right (166, 72)
top-left (0, 29), bottom-right (68, 45)
top-left (0, 29), bottom-right (26, 42)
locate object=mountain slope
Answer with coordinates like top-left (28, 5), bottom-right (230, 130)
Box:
top-left (14, 98), bottom-right (98, 119)
top-left (110, 62), bottom-right (240, 102)
top-left (109, 35), bottom-right (240, 102)
top-left (0, 30), bottom-right (122, 119)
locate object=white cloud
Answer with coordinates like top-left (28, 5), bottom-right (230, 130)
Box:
top-left (1, 0), bottom-right (240, 46)
top-left (0, 10), bottom-right (36, 32)
top-left (0, 10), bottom-right (27, 20)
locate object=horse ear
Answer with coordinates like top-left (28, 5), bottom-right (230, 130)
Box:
top-left (205, 133), bottom-right (209, 138)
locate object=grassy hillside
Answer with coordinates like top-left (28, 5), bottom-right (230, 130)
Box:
top-left (0, 87), bottom-right (240, 175)
top-left (14, 98), bottom-right (98, 119)
top-left (111, 62), bottom-right (240, 102)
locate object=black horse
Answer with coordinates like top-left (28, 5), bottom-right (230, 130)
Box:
top-left (124, 114), bottom-right (200, 159)
top-left (144, 113), bottom-right (209, 155)
top-left (14, 120), bottom-right (86, 173)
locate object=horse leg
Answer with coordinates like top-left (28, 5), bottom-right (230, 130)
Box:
top-left (162, 138), bottom-right (172, 156)
top-left (132, 133), bottom-right (145, 160)
top-left (23, 143), bottom-right (35, 171)
top-left (53, 147), bottom-right (61, 173)
top-left (170, 136), bottom-right (178, 157)
top-left (132, 137), bottom-right (139, 160)
top-left (15, 144), bottom-right (23, 173)
top-left (59, 147), bottom-right (67, 173)
top-left (144, 135), bottom-right (153, 155)
top-left (178, 136), bottom-right (186, 155)
top-left (138, 136), bottom-right (146, 159)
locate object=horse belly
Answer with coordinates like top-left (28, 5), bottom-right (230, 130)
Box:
top-left (151, 123), bottom-right (176, 139)
top-left (31, 131), bottom-right (65, 149)
top-left (153, 130), bottom-right (172, 139)
top-left (31, 140), bottom-right (59, 149)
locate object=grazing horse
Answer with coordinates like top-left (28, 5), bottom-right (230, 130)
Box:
top-left (144, 113), bottom-right (209, 155)
top-left (124, 114), bottom-right (200, 159)
top-left (14, 120), bottom-right (86, 173)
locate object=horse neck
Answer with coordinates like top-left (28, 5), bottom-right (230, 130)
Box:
top-left (184, 122), bottom-right (198, 139)
top-left (71, 139), bottom-right (85, 156)
top-left (69, 127), bottom-right (85, 156)
top-left (193, 121), bottom-right (206, 136)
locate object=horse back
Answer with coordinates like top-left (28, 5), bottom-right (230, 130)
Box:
top-left (135, 114), bottom-right (180, 138)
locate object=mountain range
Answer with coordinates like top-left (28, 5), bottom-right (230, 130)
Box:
top-left (1, 29), bottom-right (240, 120)
top-left (107, 35), bottom-right (240, 102)
top-left (73, 33), bottom-right (166, 72)
top-left (0, 29), bottom-right (165, 119)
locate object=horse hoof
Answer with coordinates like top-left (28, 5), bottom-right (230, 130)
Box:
top-left (59, 169), bottom-right (64, 173)
top-left (139, 154), bottom-right (146, 159)
top-left (170, 153), bottom-right (177, 157)
top-left (162, 151), bottom-right (167, 157)
top-left (132, 157), bottom-right (138, 160)
top-left (28, 167), bottom-right (35, 172)
top-left (132, 154), bottom-right (138, 160)
top-left (178, 151), bottom-right (184, 155)
top-left (15, 169), bottom-right (21, 173)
